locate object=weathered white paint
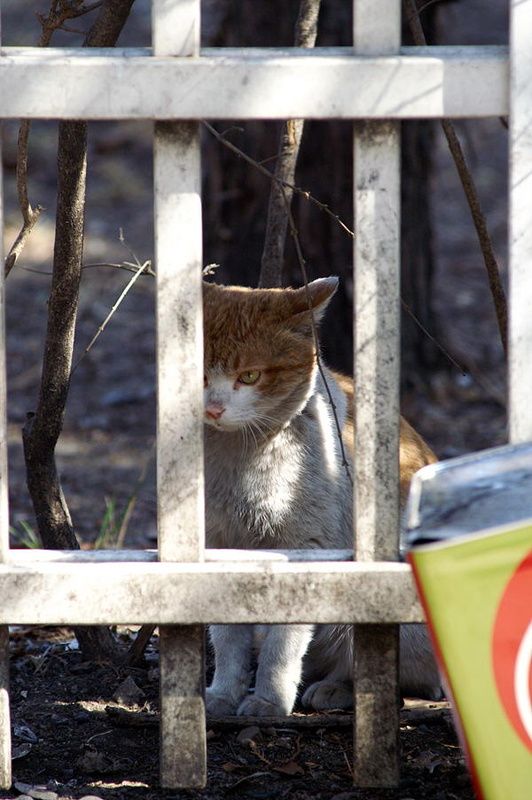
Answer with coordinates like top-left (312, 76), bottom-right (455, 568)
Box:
top-left (509, 1), bottom-right (532, 443)
top-left (159, 625), bottom-right (206, 787)
top-left (0, 185), bottom-right (6, 566)
top-left (153, 0), bottom-right (206, 787)
top-left (0, 627), bottom-right (9, 790)
top-left (154, 121), bottom-right (204, 562)
top-left (352, 0), bottom-right (401, 786)
top-left (0, 18), bottom-right (11, 784)
top-left (0, 46), bottom-right (508, 120)
top-left (0, 559), bottom-right (423, 625)
top-left (152, 0), bottom-right (199, 56)
top-left (353, 120), bottom-right (401, 561)
top-left (353, 0), bottom-right (400, 54)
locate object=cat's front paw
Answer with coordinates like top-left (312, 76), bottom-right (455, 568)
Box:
top-left (237, 694), bottom-right (291, 717)
top-left (205, 688), bottom-right (239, 717)
top-left (301, 680), bottom-right (353, 711)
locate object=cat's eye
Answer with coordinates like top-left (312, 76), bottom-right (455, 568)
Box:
top-left (238, 370), bottom-right (261, 385)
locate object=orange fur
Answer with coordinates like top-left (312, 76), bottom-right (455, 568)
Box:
top-left (203, 278), bottom-right (442, 715)
top-left (332, 371), bottom-right (437, 507)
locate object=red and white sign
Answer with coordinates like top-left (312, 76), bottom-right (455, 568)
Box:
top-left (492, 549), bottom-right (532, 752)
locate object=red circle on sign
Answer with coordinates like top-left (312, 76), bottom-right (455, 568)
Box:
top-left (492, 548), bottom-right (532, 752)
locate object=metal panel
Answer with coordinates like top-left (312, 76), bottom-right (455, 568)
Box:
top-left (352, 0), bottom-right (401, 787)
top-left (152, 0), bottom-right (206, 788)
top-left (509, 0), bottom-right (532, 443)
top-left (0, 46), bottom-right (508, 120)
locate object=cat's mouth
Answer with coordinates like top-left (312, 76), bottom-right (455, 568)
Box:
top-left (204, 414), bottom-right (239, 432)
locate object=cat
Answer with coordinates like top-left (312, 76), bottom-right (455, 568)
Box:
top-left (203, 277), bottom-right (441, 717)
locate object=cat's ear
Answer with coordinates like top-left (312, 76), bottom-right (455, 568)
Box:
top-left (290, 277), bottom-right (339, 326)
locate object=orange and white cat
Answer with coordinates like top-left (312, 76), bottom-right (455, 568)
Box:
top-left (203, 277), bottom-right (441, 717)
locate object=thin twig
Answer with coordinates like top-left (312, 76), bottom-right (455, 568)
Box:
top-left (4, 1), bottom-right (103, 278)
top-left (71, 260), bottom-right (151, 374)
top-left (4, 121), bottom-right (45, 277)
top-left (401, 300), bottom-right (466, 375)
top-left (284, 198), bottom-right (353, 487)
top-left (403, 0), bottom-right (508, 358)
top-left (202, 121), bottom-right (354, 239)
top-left (36, 0), bottom-right (103, 46)
top-left (81, 261), bottom-right (156, 276)
top-left (105, 705), bottom-right (354, 730)
top-left (4, 208), bottom-right (43, 278)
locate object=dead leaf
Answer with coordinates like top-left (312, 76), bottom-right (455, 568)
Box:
top-left (12, 742), bottom-right (33, 760)
top-left (273, 760), bottom-right (304, 776)
top-left (222, 762), bottom-right (244, 773)
top-left (236, 725), bottom-right (262, 746)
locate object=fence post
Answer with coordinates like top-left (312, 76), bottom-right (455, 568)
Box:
top-left (509, 0), bottom-right (532, 444)
top-left (352, 0), bottom-right (401, 787)
top-left (152, 0), bottom-right (206, 788)
top-left (0, 115), bottom-right (12, 787)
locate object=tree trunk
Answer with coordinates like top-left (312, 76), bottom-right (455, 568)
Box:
top-left (259, 0), bottom-right (321, 288)
top-left (22, 0), bottom-right (136, 663)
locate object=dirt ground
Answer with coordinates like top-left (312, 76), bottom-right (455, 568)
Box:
top-left (5, 625), bottom-right (472, 800)
top-left (2, 1), bottom-right (509, 799)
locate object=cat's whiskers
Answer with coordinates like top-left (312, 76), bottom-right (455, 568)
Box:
top-left (241, 421), bottom-right (258, 451)
top-left (247, 411), bottom-right (281, 444)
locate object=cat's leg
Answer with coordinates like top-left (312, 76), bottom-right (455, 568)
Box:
top-left (399, 624), bottom-right (443, 700)
top-left (301, 624), bottom-right (353, 711)
top-left (237, 624), bottom-right (315, 717)
top-left (301, 623), bottom-right (443, 709)
top-left (206, 624), bottom-right (254, 716)
top-left (301, 668), bottom-right (353, 711)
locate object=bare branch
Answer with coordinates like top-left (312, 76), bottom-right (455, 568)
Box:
top-left (203, 122), bottom-right (354, 240)
top-left (403, 0), bottom-right (508, 358)
top-left (72, 260), bottom-right (151, 374)
top-left (260, 0), bottom-right (322, 288)
top-left (21, 0), bottom-right (137, 664)
top-left (4, 208), bottom-right (43, 278)
top-left (36, 0), bottom-right (104, 46)
top-left (4, 122), bottom-right (45, 278)
top-left (401, 300), bottom-right (466, 375)
top-left (82, 261), bottom-right (156, 276)
top-left (4, 1), bottom-right (104, 277)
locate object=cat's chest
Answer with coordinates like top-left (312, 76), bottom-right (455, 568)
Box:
top-left (204, 428), bottom-right (304, 547)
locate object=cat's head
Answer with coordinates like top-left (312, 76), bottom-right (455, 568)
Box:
top-left (203, 277), bottom-right (338, 437)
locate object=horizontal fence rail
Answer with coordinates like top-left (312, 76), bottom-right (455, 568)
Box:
top-left (0, 45), bottom-right (508, 119)
top-left (0, 553), bottom-right (423, 626)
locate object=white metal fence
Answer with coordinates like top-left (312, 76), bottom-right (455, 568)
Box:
top-left (0, 0), bottom-right (528, 790)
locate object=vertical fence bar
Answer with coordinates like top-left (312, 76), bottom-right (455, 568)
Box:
top-left (0, 40), bottom-right (12, 780)
top-left (509, 0), bottom-right (532, 444)
top-left (352, 0), bottom-right (401, 787)
top-left (152, 0), bottom-right (206, 788)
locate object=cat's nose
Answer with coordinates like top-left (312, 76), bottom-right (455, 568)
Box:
top-left (205, 403), bottom-right (225, 420)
